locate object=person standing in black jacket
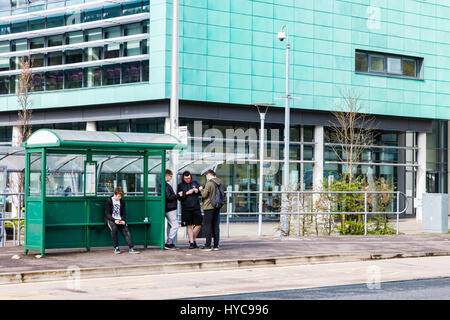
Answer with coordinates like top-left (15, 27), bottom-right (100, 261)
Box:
top-left (177, 171), bottom-right (202, 249)
top-left (104, 187), bottom-right (140, 254)
top-left (165, 169), bottom-right (179, 250)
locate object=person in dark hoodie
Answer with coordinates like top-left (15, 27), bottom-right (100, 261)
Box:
top-left (177, 171), bottom-right (202, 249)
top-left (104, 187), bottom-right (140, 254)
top-left (199, 169), bottom-right (223, 251)
top-left (164, 169), bottom-right (179, 250)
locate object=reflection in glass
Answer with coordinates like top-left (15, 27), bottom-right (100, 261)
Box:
top-left (122, 62), bottom-right (140, 83)
top-left (29, 154), bottom-right (42, 197)
top-left (103, 64), bottom-right (121, 85)
top-left (95, 155), bottom-right (144, 196)
top-left (46, 70), bottom-right (63, 90)
top-left (355, 52), bottom-right (368, 72)
top-left (0, 77), bottom-right (9, 94)
top-left (387, 57), bottom-right (402, 74)
top-left (370, 55), bottom-right (385, 72)
top-left (65, 69), bottom-right (83, 89)
top-left (402, 59), bottom-right (416, 77)
top-left (46, 154), bottom-right (86, 196)
top-left (84, 67), bottom-right (102, 87)
top-left (33, 73), bottom-right (45, 91)
top-left (148, 155), bottom-right (162, 196)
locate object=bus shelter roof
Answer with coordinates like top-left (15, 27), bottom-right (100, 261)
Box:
top-left (23, 129), bottom-right (186, 151)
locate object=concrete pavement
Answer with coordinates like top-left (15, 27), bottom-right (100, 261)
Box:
top-left (0, 220), bottom-right (449, 285)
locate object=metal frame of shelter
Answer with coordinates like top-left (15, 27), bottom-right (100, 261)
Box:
top-left (22, 129), bottom-right (186, 257)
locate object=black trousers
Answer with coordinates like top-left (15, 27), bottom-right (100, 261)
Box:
top-left (106, 220), bottom-right (134, 248)
top-left (203, 208), bottom-right (220, 248)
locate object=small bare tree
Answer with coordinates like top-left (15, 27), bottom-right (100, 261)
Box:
top-left (328, 89), bottom-right (376, 184)
top-left (11, 57), bottom-right (33, 219)
top-left (17, 57), bottom-right (33, 142)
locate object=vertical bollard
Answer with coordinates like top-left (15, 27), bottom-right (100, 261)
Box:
top-left (226, 191), bottom-right (231, 238)
top-left (396, 191), bottom-right (400, 235)
top-left (364, 192), bottom-right (368, 235)
top-left (297, 191), bottom-right (300, 236)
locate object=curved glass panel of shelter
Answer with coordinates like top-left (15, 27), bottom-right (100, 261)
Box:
top-left (46, 153), bottom-right (85, 196)
top-left (94, 154), bottom-right (144, 196)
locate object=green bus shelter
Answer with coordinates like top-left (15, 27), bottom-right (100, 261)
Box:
top-left (23, 129), bottom-right (186, 257)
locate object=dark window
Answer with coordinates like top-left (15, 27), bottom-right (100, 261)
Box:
top-left (0, 77), bottom-right (9, 94)
top-left (84, 67), bottom-right (102, 87)
top-left (30, 37), bottom-right (44, 49)
top-left (98, 120), bottom-right (130, 132)
top-left (355, 50), bottom-right (422, 79)
top-left (103, 5), bottom-right (121, 19)
top-left (65, 68), bottom-right (83, 89)
top-left (142, 0), bottom-right (149, 12)
top-left (84, 8), bottom-right (102, 23)
top-left (122, 62), bottom-right (141, 83)
top-left (31, 54), bottom-right (44, 68)
top-left (47, 15), bottom-right (65, 29)
top-left (33, 73), bottom-right (45, 92)
top-left (48, 52), bottom-right (62, 66)
top-left (66, 49), bottom-right (83, 64)
top-left (48, 35), bottom-right (63, 47)
top-left (11, 21), bottom-right (27, 33)
top-left (355, 52), bottom-right (368, 72)
top-left (46, 70), bottom-right (63, 90)
top-left (29, 18), bottom-right (45, 31)
top-left (142, 60), bottom-right (149, 81)
top-left (0, 24), bottom-right (10, 35)
top-left (103, 64), bottom-right (121, 85)
top-left (402, 58), bottom-right (416, 77)
top-left (123, 0), bottom-right (142, 16)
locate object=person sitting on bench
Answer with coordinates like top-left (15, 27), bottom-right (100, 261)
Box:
top-left (104, 187), bottom-right (140, 254)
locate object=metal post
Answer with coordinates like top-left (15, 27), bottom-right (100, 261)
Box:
top-left (254, 104), bottom-right (272, 236)
top-left (226, 191), bottom-right (231, 238)
top-left (364, 192), bottom-right (368, 235)
top-left (396, 190), bottom-right (400, 235)
top-left (258, 113), bottom-right (265, 236)
top-left (169, 0), bottom-right (179, 184)
top-left (280, 25), bottom-right (290, 236)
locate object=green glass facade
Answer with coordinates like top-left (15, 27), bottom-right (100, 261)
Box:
top-left (0, 0), bottom-right (448, 217)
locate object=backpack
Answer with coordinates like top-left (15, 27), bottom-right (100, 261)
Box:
top-left (210, 180), bottom-right (225, 209)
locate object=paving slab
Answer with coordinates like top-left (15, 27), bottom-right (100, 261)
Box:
top-left (0, 234), bottom-right (449, 284)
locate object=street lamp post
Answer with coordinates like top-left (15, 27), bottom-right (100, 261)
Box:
top-left (254, 103), bottom-right (274, 236)
top-left (278, 25), bottom-right (290, 236)
top-left (170, 0), bottom-right (179, 188)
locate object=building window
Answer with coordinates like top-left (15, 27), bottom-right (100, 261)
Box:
top-left (84, 67), bottom-right (102, 87)
top-left (65, 68), bottom-right (83, 89)
top-left (48, 35), bottom-right (63, 47)
top-left (47, 52), bottom-right (62, 66)
top-left (66, 49), bottom-right (83, 64)
top-left (0, 77), bottom-right (9, 94)
top-left (122, 62), bottom-right (140, 83)
top-left (103, 64), bottom-right (121, 85)
top-left (46, 15), bottom-right (65, 29)
top-left (30, 37), bottom-right (44, 50)
top-left (31, 53), bottom-right (44, 68)
top-left (46, 71), bottom-right (63, 90)
top-left (33, 73), bottom-right (45, 92)
top-left (355, 50), bottom-right (422, 79)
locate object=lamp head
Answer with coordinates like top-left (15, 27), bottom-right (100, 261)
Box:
top-left (277, 31), bottom-right (286, 41)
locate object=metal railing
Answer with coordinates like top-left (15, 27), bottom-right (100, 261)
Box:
top-left (0, 190), bottom-right (409, 247)
top-left (223, 190), bottom-right (409, 236)
top-left (0, 192), bottom-right (25, 247)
